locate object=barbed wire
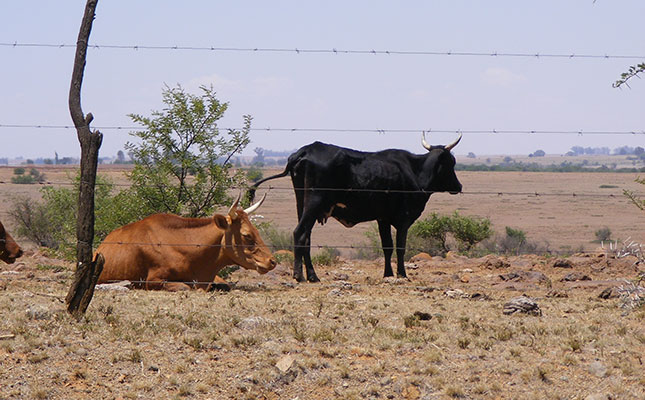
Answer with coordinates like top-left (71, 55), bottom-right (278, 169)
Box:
top-left (0, 180), bottom-right (639, 198)
top-left (2, 42), bottom-right (645, 61)
top-left (1, 124), bottom-right (644, 136)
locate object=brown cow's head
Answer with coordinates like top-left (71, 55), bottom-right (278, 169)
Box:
top-left (215, 193), bottom-right (277, 274)
top-left (0, 221), bottom-right (23, 264)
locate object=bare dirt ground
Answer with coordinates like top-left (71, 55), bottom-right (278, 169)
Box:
top-left (1, 165), bottom-right (645, 399)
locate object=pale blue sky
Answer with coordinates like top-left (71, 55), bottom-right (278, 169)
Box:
top-left (1, 1), bottom-right (644, 159)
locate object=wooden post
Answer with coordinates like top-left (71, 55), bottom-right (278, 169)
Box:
top-left (66, 0), bottom-right (104, 318)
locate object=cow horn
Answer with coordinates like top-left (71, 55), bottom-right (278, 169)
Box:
top-left (244, 191), bottom-right (267, 215)
top-left (445, 132), bottom-right (462, 151)
top-left (421, 131), bottom-right (432, 151)
top-left (228, 192), bottom-right (241, 218)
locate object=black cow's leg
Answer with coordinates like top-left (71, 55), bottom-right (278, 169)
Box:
top-left (303, 232), bottom-right (319, 282)
top-left (293, 215), bottom-right (317, 282)
top-left (378, 220), bottom-right (394, 277)
top-left (395, 227), bottom-right (409, 278)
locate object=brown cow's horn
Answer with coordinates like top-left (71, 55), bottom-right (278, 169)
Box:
top-left (422, 131), bottom-right (432, 151)
top-left (228, 192), bottom-right (241, 218)
top-left (244, 192), bottom-right (267, 215)
top-left (445, 132), bottom-right (462, 151)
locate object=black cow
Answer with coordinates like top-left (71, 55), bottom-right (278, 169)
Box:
top-left (248, 133), bottom-right (462, 282)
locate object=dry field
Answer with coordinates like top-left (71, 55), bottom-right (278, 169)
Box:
top-left (1, 165), bottom-right (645, 399)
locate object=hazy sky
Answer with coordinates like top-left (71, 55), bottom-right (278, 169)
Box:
top-left (1, 1), bottom-right (644, 159)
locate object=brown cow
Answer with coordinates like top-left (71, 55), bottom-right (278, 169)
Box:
top-left (0, 220), bottom-right (23, 264)
top-left (96, 194), bottom-right (276, 291)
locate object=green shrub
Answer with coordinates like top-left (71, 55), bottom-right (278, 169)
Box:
top-left (312, 246), bottom-right (340, 266)
top-left (448, 211), bottom-right (492, 251)
top-left (246, 165), bottom-right (263, 183)
top-left (11, 175), bottom-right (36, 184)
top-left (595, 227), bottom-right (612, 242)
top-left (9, 173), bottom-right (145, 259)
top-left (10, 167), bottom-right (45, 184)
top-left (353, 224), bottom-right (383, 260)
top-left (257, 221), bottom-right (293, 251)
top-left (409, 213), bottom-right (451, 254)
top-left (484, 226), bottom-right (543, 255)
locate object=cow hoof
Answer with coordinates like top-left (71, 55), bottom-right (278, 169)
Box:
top-left (294, 275), bottom-right (306, 283)
top-left (307, 276), bottom-right (320, 283)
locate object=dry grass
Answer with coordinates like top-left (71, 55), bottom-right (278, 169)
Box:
top-left (1, 166), bottom-right (644, 398)
top-left (1, 250), bottom-right (645, 399)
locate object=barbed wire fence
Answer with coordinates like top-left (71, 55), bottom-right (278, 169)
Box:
top-left (3, 41), bottom-right (645, 61)
top-left (2, 39), bottom-right (644, 271)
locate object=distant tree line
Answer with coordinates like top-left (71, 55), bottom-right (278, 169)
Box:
top-left (566, 145), bottom-right (644, 157)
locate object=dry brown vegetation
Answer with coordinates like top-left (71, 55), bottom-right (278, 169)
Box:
top-left (1, 165), bottom-right (644, 399)
top-left (1, 252), bottom-right (645, 399)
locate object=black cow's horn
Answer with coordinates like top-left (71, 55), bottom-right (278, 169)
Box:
top-left (244, 192), bottom-right (267, 215)
top-left (445, 132), bottom-right (462, 151)
top-left (421, 131), bottom-right (432, 151)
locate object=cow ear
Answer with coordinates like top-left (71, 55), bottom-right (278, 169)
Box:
top-left (213, 214), bottom-right (229, 230)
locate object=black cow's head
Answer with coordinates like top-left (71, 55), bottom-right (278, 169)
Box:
top-left (421, 132), bottom-right (463, 194)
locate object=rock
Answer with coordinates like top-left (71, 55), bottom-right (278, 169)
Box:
top-left (414, 286), bottom-right (437, 293)
top-left (552, 258), bottom-right (573, 268)
top-left (598, 287), bottom-right (620, 299)
top-left (588, 361), bottom-right (608, 378)
top-left (333, 273), bottom-right (349, 281)
top-left (444, 288), bottom-right (466, 298)
top-left (327, 288), bottom-right (343, 297)
top-left (482, 257), bottom-right (510, 269)
top-left (584, 393), bottom-right (611, 400)
top-left (499, 270), bottom-right (551, 285)
top-left (546, 290), bottom-right (569, 298)
top-left (561, 272), bottom-right (591, 282)
top-left (276, 354), bottom-right (295, 373)
top-left (469, 292), bottom-right (490, 300)
top-left (95, 280), bottom-right (132, 291)
top-left (237, 316), bottom-right (274, 330)
top-left (503, 296), bottom-right (542, 316)
top-left (25, 306), bottom-right (51, 320)
top-left (404, 262), bottom-right (419, 270)
top-left (412, 311), bottom-right (432, 321)
top-left (409, 252), bottom-right (432, 262)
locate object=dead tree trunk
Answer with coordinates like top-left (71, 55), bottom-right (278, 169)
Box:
top-left (66, 0), bottom-right (104, 318)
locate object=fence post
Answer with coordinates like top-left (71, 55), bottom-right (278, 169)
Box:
top-left (65, 0), bottom-right (104, 318)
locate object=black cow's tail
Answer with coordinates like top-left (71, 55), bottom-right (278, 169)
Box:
top-left (245, 167), bottom-right (290, 203)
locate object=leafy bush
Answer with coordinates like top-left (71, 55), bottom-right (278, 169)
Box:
top-left (125, 84), bottom-right (250, 218)
top-left (449, 212), bottom-right (492, 251)
top-left (246, 165), bottom-right (264, 183)
top-left (10, 167), bottom-right (45, 184)
top-left (356, 212), bottom-right (493, 260)
top-left (595, 227), bottom-right (612, 242)
top-left (353, 224), bottom-right (383, 260)
top-left (482, 226), bottom-right (545, 255)
top-left (9, 173), bottom-right (144, 259)
top-left (409, 213), bottom-right (451, 254)
top-left (624, 177), bottom-right (645, 211)
top-left (257, 221), bottom-right (293, 251)
top-left (312, 246), bottom-right (340, 266)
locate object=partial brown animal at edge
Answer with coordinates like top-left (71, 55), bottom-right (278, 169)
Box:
top-left (0, 220), bottom-right (23, 264)
top-left (96, 194), bottom-right (276, 291)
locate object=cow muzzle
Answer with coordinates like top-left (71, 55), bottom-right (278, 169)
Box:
top-left (256, 258), bottom-right (277, 274)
